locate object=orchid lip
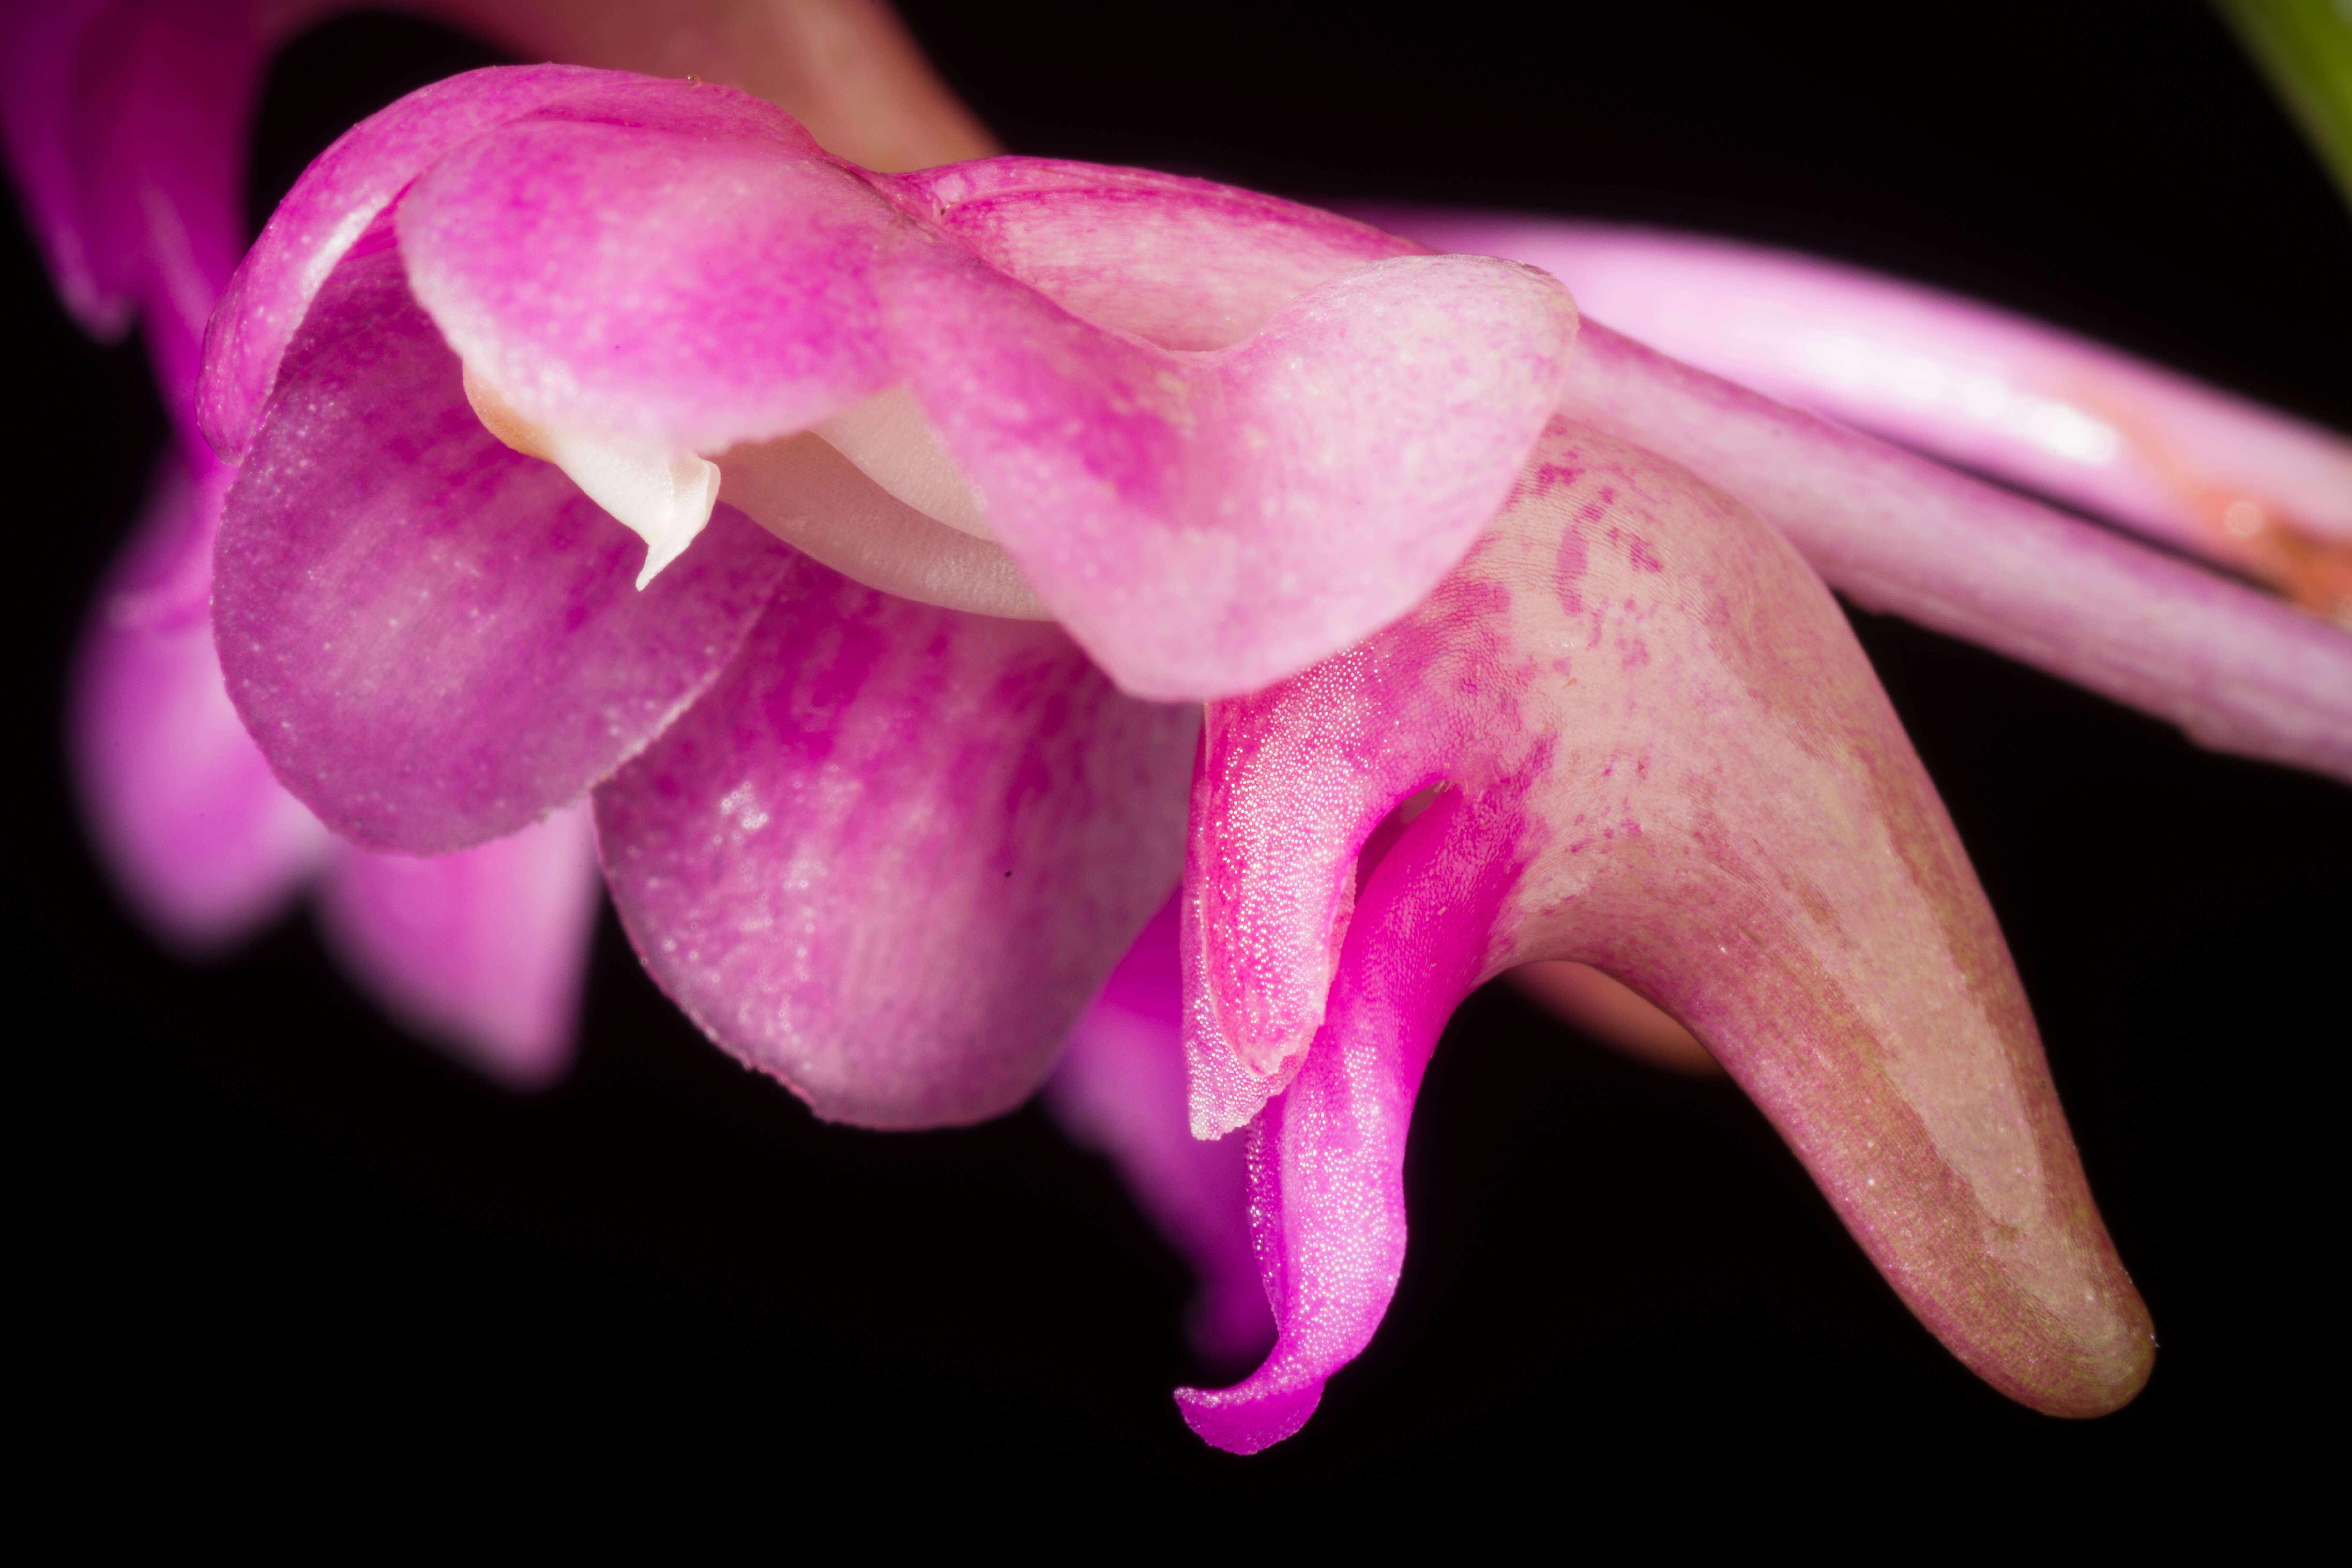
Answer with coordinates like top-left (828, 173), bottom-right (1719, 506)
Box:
top-left (1176, 419), bottom-right (2160, 1449)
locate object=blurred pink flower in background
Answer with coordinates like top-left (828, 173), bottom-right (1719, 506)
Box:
top-left (4, 0), bottom-right (603, 1086)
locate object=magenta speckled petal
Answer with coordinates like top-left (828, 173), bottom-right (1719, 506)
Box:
top-left (72, 451), bottom-right (325, 949)
top-left (593, 552), bottom-right (1197, 1129)
top-left (1179, 421), bottom-right (2152, 1446)
top-left (1178, 788), bottom-right (1502, 1453)
top-left (318, 804), bottom-right (602, 1089)
top-left (396, 78), bottom-right (897, 450)
top-left (1046, 893), bottom-right (1274, 1367)
top-left (198, 62), bottom-right (619, 459)
top-left (1555, 322), bottom-right (2352, 783)
top-left (213, 228), bottom-right (793, 853)
top-left (883, 234), bottom-right (1578, 700)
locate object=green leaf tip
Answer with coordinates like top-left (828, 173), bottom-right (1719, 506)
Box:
top-left (2215, 0), bottom-right (2352, 209)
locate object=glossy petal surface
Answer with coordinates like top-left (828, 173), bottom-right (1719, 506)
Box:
top-left (1180, 421), bottom-right (2153, 1446)
top-left (214, 228), bottom-right (792, 852)
top-left (595, 552), bottom-right (1197, 1128)
top-left (317, 803), bottom-right (603, 1088)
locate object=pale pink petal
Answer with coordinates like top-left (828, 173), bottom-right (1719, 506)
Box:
top-left (715, 432), bottom-right (1051, 620)
top-left (199, 61), bottom-right (621, 459)
top-left (213, 225), bottom-right (793, 852)
top-left (1180, 422), bottom-right (2151, 1447)
top-left (395, 76), bottom-right (898, 451)
top-left (316, 803), bottom-right (602, 1088)
top-left (1045, 893), bottom-right (1273, 1367)
top-left (907, 157), bottom-right (1418, 351)
top-left (72, 450), bottom-right (325, 949)
top-left (593, 552), bottom-right (1197, 1130)
top-left (1366, 211), bottom-right (2352, 614)
top-left (1555, 322), bottom-right (2352, 783)
top-left (882, 234), bottom-right (1579, 699)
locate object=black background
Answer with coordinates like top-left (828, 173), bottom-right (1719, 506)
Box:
top-left (13, 0), bottom-right (2346, 1518)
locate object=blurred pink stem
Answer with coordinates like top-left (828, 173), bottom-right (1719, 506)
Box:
top-left (1556, 321), bottom-right (2352, 784)
top-left (1364, 212), bottom-right (2352, 625)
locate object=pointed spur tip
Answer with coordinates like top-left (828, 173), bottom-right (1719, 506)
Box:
top-left (1994, 1297), bottom-right (2157, 1419)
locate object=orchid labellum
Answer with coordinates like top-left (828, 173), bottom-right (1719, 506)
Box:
top-left (11, 0), bottom-right (2347, 1462)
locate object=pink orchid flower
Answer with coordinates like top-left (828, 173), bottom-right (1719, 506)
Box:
top-left (12, 1), bottom-right (2348, 1456)
top-left (194, 52), bottom-right (2339, 1452)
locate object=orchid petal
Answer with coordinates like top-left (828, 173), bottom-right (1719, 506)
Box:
top-left (199, 61), bottom-right (620, 460)
top-left (1046, 892), bottom-right (1274, 1367)
top-left (1369, 212), bottom-right (2352, 620)
top-left (1554, 322), bottom-right (2352, 783)
top-left (882, 235), bottom-right (1580, 700)
top-left (394, 77), bottom-right (898, 453)
top-left (593, 551), bottom-right (1197, 1129)
top-left (813, 384), bottom-right (995, 539)
top-left (1180, 421), bottom-right (2152, 1445)
top-left (72, 450), bottom-right (325, 947)
top-left (213, 225), bottom-right (793, 853)
top-left (316, 803), bottom-right (602, 1088)
top-left (906, 157), bottom-right (1419, 351)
